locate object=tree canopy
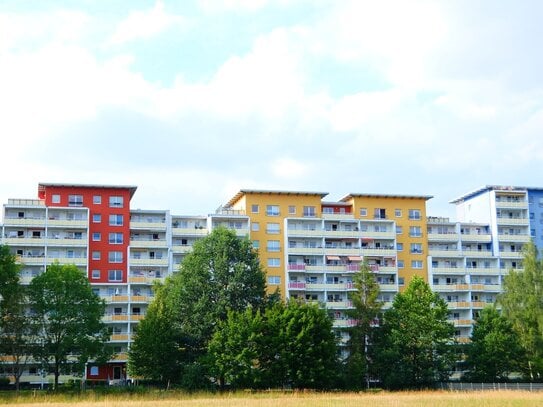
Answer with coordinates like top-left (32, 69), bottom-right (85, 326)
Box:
top-left (28, 262), bottom-right (110, 389)
top-left (464, 306), bottom-right (524, 382)
top-left (498, 241), bottom-right (543, 380)
top-left (374, 276), bottom-right (455, 389)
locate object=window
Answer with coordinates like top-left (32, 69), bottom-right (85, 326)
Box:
top-left (411, 260), bottom-right (423, 269)
top-left (398, 277), bottom-right (405, 285)
top-left (109, 251), bottom-right (123, 263)
top-left (288, 205), bottom-right (296, 215)
top-left (360, 208), bottom-right (367, 217)
top-left (410, 243), bottom-right (423, 254)
top-left (303, 206), bottom-right (316, 217)
top-left (109, 214), bottom-right (123, 226)
top-left (268, 276), bottom-right (281, 285)
top-left (108, 270), bottom-right (122, 282)
top-left (251, 222), bottom-right (260, 232)
top-left (267, 240), bottom-right (280, 252)
top-left (251, 204), bottom-right (259, 213)
top-left (109, 196), bottom-right (124, 208)
top-left (93, 195), bottom-right (102, 204)
top-left (409, 226), bottom-right (422, 237)
top-left (266, 205), bottom-right (280, 216)
top-left (266, 223), bottom-right (280, 234)
top-left (395, 209), bottom-right (402, 217)
top-left (396, 226), bottom-right (403, 234)
top-left (92, 251), bottom-right (101, 260)
top-left (52, 194), bottom-right (61, 204)
top-left (408, 209), bottom-right (421, 220)
top-left (374, 208), bottom-right (386, 219)
top-left (267, 258), bottom-right (280, 267)
top-left (109, 232), bottom-right (123, 244)
top-left (91, 270), bottom-right (100, 279)
top-left (397, 243), bottom-right (403, 251)
top-left (397, 260), bottom-right (404, 268)
top-left (252, 240), bottom-right (260, 249)
top-left (92, 232), bottom-right (101, 241)
top-left (68, 195), bottom-right (83, 207)
top-left (93, 214), bottom-right (101, 223)
top-left (90, 366), bottom-right (99, 376)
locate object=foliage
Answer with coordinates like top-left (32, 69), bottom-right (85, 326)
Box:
top-left (207, 300), bottom-right (338, 390)
top-left (128, 282), bottom-right (185, 386)
top-left (166, 227), bottom-right (267, 354)
top-left (28, 262), bottom-right (111, 389)
top-left (374, 276), bottom-right (455, 389)
top-left (130, 227), bottom-right (266, 387)
top-left (498, 241), bottom-right (543, 381)
top-left (463, 306), bottom-right (524, 382)
top-left (343, 261), bottom-right (382, 390)
top-left (0, 245), bottom-right (34, 391)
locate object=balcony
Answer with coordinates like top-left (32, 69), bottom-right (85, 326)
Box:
top-left (447, 301), bottom-right (471, 309)
top-left (2, 217), bottom-right (47, 227)
top-left (428, 249), bottom-right (462, 258)
top-left (130, 239), bottom-right (168, 248)
top-left (470, 284), bottom-right (501, 292)
top-left (496, 217), bottom-right (529, 226)
top-left (332, 319), bottom-right (358, 328)
top-left (322, 213), bottom-right (355, 220)
top-left (286, 228), bottom-right (323, 237)
top-left (129, 258), bottom-right (168, 267)
top-left (324, 247), bottom-right (361, 256)
top-left (288, 263), bottom-right (306, 271)
top-left (451, 319), bottom-right (473, 327)
top-left (287, 247), bottom-right (324, 255)
top-left (428, 233), bottom-right (460, 242)
top-left (466, 267), bottom-right (501, 275)
top-left (326, 301), bottom-right (353, 309)
top-left (495, 200), bottom-right (528, 209)
top-left (363, 231), bottom-right (396, 239)
top-left (433, 284), bottom-right (469, 292)
top-left (131, 295), bottom-right (152, 303)
top-left (172, 227), bottom-right (208, 237)
top-left (105, 295), bottom-right (129, 303)
top-left (288, 282), bottom-right (306, 290)
top-left (130, 221), bottom-right (167, 230)
top-left (361, 248), bottom-right (396, 257)
top-left (323, 229), bottom-right (361, 238)
top-left (499, 250), bottom-right (524, 259)
top-left (497, 233), bottom-right (531, 243)
top-left (462, 249), bottom-right (493, 258)
top-left (110, 334), bottom-right (130, 342)
top-left (431, 267), bottom-right (465, 274)
top-left (128, 276), bottom-right (165, 285)
top-left (306, 282), bottom-right (354, 291)
top-left (459, 233), bottom-right (492, 243)
top-left (103, 314), bottom-right (129, 322)
top-left (47, 219), bottom-right (88, 228)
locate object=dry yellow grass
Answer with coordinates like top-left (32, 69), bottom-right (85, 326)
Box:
top-left (2, 390), bottom-right (543, 407)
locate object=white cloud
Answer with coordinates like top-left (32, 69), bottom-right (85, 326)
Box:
top-left (109, 1), bottom-right (186, 45)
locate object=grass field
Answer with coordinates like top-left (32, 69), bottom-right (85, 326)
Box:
top-left (1, 390), bottom-right (542, 407)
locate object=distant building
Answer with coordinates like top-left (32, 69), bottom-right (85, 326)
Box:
top-left (0, 183), bottom-right (533, 384)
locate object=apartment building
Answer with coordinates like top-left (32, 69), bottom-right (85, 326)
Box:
top-left (0, 183), bottom-right (536, 384)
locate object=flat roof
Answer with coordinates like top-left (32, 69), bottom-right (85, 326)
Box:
top-left (340, 193), bottom-right (433, 202)
top-left (38, 182), bottom-right (138, 199)
top-left (226, 189), bottom-right (328, 207)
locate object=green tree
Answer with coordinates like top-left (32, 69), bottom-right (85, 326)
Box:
top-left (0, 245), bottom-right (35, 391)
top-left (28, 263), bottom-right (110, 389)
top-left (130, 227), bottom-right (266, 388)
top-left (374, 276), bottom-right (455, 389)
top-left (207, 300), bottom-right (338, 390)
top-left (464, 306), bottom-right (524, 382)
top-left (498, 241), bottom-right (543, 380)
top-left (344, 261), bottom-right (382, 390)
top-left (168, 227), bottom-right (267, 355)
top-left (207, 307), bottom-right (264, 389)
top-left (128, 282), bottom-right (185, 387)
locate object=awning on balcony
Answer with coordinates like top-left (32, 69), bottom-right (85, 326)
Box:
top-left (348, 256), bottom-right (362, 261)
top-left (361, 237), bottom-right (374, 241)
top-left (326, 255), bottom-right (340, 261)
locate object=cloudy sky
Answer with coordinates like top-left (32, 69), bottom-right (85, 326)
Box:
top-left (1, 1), bottom-right (542, 218)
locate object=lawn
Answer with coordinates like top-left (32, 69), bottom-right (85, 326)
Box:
top-left (1, 390), bottom-right (542, 407)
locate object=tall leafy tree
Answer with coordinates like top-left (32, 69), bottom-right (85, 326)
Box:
top-left (464, 306), bottom-right (524, 382)
top-left (28, 262), bottom-right (110, 389)
top-left (344, 261), bottom-right (382, 390)
top-left (128, 282), bottom-right (185, 387)
top-left (207, 300), bottom-right (338, 390)
top-left (0, 245), bottom-right (34, 391)
top-left (130, 227), bottom-right (266, 387)
top-left (498, 240), bottom-right (543, 380)
top-left (374, 276), bottom-right (455, 389)
top-left (168, 227), bottom-right (267, 355)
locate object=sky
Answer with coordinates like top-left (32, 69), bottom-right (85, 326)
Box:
top-left (1, 0), bottom-right (543, 219)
